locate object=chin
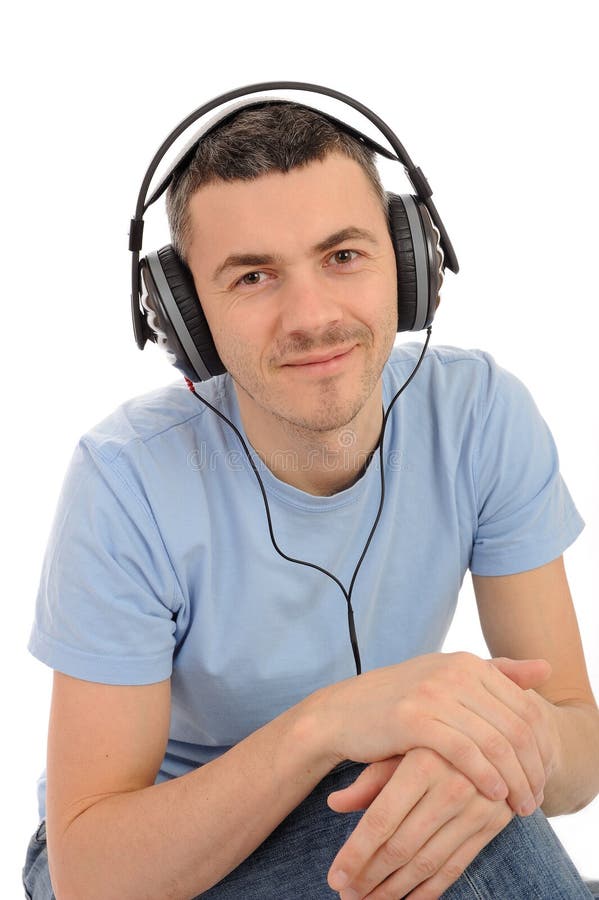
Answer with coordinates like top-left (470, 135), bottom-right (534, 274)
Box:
top-left (276, 398), bottom-right (368, 435)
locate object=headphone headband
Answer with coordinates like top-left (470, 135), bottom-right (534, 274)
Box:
top-left (129, 80), bottom-right (459, 349)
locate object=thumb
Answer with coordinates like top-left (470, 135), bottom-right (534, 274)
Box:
top-left (489, 656), bottom-right (552, 689)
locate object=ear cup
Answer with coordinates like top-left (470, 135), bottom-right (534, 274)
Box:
top-left (388, 193), bottom-right (445, 331)
top-left (140, 246), bottom-right (226, 382)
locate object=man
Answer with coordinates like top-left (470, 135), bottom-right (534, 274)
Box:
top-left (23, 97), bottom-right (599, 899)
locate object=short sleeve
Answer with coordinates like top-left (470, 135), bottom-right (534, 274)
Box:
top-left (469, 359), bottom-right (584, 576)
top-left (28, 438), bottom-right (180, 684)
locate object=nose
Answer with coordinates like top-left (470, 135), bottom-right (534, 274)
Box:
top-left (277, 269), bottom-right (344, 336)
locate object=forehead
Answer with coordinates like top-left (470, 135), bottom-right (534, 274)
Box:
top-left (186, 152), bottom-right (385, 249)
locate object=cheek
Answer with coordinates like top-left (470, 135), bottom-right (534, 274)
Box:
top-left (363, 279), bottom-right (398, 334)
top-left (208, 321), bottom-right (263, 382)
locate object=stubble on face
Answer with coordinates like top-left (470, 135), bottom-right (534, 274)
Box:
top-left (225, 314), bottom-right (397, 442)
top-left (186, 152), bottom-right (399, 449)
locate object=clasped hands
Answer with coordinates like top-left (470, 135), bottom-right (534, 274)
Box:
top-left (319, 652), bottom-right (561, 900)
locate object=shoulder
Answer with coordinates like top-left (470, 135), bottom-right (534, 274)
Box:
top-left (382, 344), bottom-right (542, 446)
top-left (386, 342), bottom-right (496, 377)
top-left (79, 374), bottom-right (233, 465)
top-left (385, 342), bottom-right (532, 407)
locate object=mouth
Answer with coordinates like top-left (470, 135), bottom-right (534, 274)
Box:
top-left (282, 346), bottom-right (356, 371)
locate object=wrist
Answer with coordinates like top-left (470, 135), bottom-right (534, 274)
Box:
top-left (293, 684), bottom-right (344, 773)
top-left (541, 701), bottom-right (599, 816)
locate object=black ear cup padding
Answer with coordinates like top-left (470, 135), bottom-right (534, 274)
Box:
top-left (388, 193), bottom-right (418, 332)
top-left (156, 246), bottom-right (226, 378)
top-left (388, 193), bottom-right (444, 332)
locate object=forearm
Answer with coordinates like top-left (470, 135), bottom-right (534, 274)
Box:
top-left (541, 701), bottom-right (599, 817)
top-left (52, 699), bottom-right (334, 900)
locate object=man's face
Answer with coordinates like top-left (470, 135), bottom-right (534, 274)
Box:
top-left (185, 152), bottom-right (398, 436)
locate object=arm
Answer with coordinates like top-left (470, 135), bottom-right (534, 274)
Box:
top-left (49, 651), bottom-right (552, 900)
top-left (323, 556), bottom-right (599, 897)
top-left (47, 671), bottom-right (335, 900)
top-left (473, 554), bottom-right (599, 815)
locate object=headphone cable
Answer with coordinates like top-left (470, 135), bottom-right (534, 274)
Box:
top-left (185, 327), bottom-right (432, 676)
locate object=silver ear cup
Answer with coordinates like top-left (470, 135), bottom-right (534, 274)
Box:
top-left (421, 205), bottom-right (445, 306)
top-left (431, 220), bottom-right (445, 307)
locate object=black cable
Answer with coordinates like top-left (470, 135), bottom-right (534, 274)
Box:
top-left (186, 327), bottom-right (432, 676)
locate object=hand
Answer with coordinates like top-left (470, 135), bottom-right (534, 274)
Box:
top-left (327, 747), bottom-right (516, 899)
top-left (488, 655), bottom-right (562, 802)
top-left (314, 651), bottom-right (557, 816)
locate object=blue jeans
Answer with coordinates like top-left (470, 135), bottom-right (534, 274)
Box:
top-left (23, 761), bottom-right (599, 899)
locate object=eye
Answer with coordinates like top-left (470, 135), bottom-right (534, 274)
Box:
top-left (234, 270), bottom-right (269, 288)
top-left (328, 249), bottom-right (360, 266)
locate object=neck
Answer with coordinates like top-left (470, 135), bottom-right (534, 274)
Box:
top-left (234, 384), bottom-right (384, 496)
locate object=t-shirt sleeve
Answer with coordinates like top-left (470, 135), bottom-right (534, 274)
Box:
top-left (28, 438), bottom-right (180, 684)
top-left (469, 358), bottom-right (584, 576)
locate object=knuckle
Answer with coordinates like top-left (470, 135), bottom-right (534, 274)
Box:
top-left (441, 857), bottom-right (467, 882)
top-left (482, 731), bottom-right (512, 760)
top-left (378, 882), bottom-right (402, 900)
top-left (471, 796), bottom-right (501, 829)
top-left (523, 693), bottom-right (542, 723)
top-left (501, 805), bottom-right (516, 828)
top-left (508, 718), bottom-right (534, 751)
top-left (363, 806), bottom-right (393, 842)
top-left (478, 797), bottom-right (513, 833)
top-left (412, 851), bottom-right (438, 878)
top-left (397, 695), bottom-right (418, 720)
top-left (444, 664), bottom-right (468, 688)
top-left (443, 774), bottom-right (475, 805)
top-left (382, 832), bottom-right (412, 867)
top-left (451, 736), bottom-right (477, 765)
top-left (452, 669), bottom-right (470, 690)
top-left (415, 679), bottom-right (441, 701)
top-left (451, 650), bottom-right (481, 674)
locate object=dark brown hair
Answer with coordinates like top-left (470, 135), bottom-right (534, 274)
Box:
top-left (165, 101), bottom-right (388, 261)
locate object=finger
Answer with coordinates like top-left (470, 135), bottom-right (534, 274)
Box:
top-left (465, 688), bottom-right (546, 811)
top-left (489, 657), bottom-right (552, 690)
top-left (337, 766), bottom-right (477, 899)
top-left (328, 755), bottom-right (428, 893)
top-left (401, 802), bottom-right (514, 900)
top-left (328, 758), bottom-right (402, 813)
top-left (481, 660), bottom-right (556, 778)
top-left (401, 717), bottom-right (510, 802)
top-left (438, 690), bottom-right (546, 815)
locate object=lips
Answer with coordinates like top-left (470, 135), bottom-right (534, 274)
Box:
top-left (283, 346), bottom-right (355, 367)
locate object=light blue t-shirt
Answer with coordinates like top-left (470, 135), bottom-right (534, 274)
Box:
top-left (28, 344), bottom-right (584, 820)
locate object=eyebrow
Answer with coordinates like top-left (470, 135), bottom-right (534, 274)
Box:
top-left (211, 226), bottom-right (379, 285)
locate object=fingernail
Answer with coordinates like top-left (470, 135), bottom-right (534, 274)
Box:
top-left (330, 869), bottom-right (349, 890)
top-left (340, 890), bottom-right (359, 900)
top-left (535, 791), bottom-right (544, 806)
top-left (520, 796), bottom-right (536, 816)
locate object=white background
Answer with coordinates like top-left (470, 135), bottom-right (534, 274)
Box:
top-left (3, 0), bottom-right (598, 894)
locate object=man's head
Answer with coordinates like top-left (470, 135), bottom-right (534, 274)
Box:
top-left (164, 102), bottom-right (398, 444)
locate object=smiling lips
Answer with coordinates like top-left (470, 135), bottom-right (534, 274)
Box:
top-left (283, 346), bottom-right (356, 369)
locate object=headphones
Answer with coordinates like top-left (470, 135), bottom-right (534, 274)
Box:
top-left (129, 80), bottom-right (459, 383)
